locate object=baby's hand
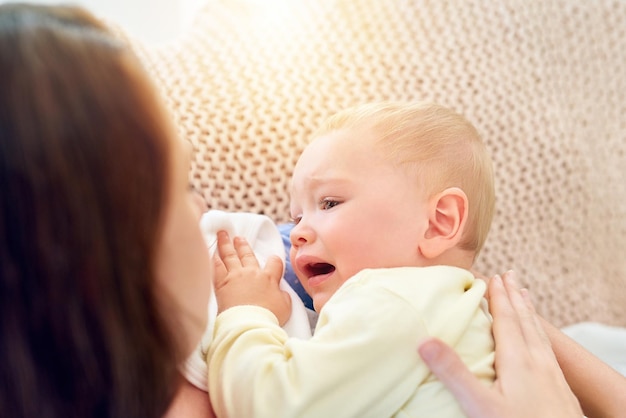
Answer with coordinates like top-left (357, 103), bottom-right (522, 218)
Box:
top-left (213, 230), bottom-right (292, 326)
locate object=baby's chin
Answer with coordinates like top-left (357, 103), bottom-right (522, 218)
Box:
top-left (311, 293), bottom-right (332, 313)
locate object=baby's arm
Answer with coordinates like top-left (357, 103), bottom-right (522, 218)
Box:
top-left (208, 291), bottom-right (428, 418)
top-left (208, 250), bottom-right (487, 418)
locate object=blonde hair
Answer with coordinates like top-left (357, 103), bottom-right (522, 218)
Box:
top-left (314, 101), bottom-right (495, 255)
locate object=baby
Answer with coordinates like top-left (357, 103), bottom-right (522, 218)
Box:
top-left (209, 101), bottom-right (496, 417)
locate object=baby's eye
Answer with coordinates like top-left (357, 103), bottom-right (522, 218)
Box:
top-left (290, 215), bottom-right (302, 225)
top-left (320, 198), bottom-right (340, 210)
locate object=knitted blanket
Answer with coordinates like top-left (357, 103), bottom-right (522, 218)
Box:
top-left (133, 0), bottom-right (626, 327)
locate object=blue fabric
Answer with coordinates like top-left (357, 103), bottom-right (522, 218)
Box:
top-left (278, 223), bottom-right (314, 310)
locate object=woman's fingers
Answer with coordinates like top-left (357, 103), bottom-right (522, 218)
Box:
top-left (500, 272), bottom-right (554, 362)
top-left (519, 288), bottom-right (551, 347)
top-left (418, 338), bottom-right (496, 416)
top-left (500, 272), bottom-right (539, 345)
top-left (488, 275), bottom-right (526, 370)
top-left (420, 271), bottom-right (583, 418)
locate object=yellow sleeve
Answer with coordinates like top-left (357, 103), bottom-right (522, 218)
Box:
top-left (208, 278), bottom-right (432, 418)
top-left (207, 267), bottom-right (494, 418)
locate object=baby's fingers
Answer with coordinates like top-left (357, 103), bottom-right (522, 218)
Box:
top-left (212, 251), bottom-right (228, 283)
top-left (233, 236), bottom-right (261, 267)
top-left (216, 231), bottom-right (259, 270)
top-left (216, 230), bottom-right (242, 270)
top-left (264, 255), bottom-right (284, 284)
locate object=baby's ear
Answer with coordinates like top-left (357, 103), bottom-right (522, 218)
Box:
top-left (418, 187), bottom-right (468, 259)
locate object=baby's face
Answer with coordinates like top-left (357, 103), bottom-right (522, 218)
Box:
top-left (289, 127), bottom-right (430, 311)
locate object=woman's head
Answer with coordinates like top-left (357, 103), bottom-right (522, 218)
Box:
top-left (0, 4), bottom-right (211, 416)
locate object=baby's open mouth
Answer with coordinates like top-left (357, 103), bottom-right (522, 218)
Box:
top-left (304, 262), bottom-right (335, 278)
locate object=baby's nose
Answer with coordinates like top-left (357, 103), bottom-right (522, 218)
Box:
top-left (290, 221), bottom-right (312, 247)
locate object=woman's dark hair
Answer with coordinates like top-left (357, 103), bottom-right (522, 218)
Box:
top-left (0, 4), bottom-right (181, 417)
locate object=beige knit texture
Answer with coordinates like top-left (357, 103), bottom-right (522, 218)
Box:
top-left (135, 0), bottom-right (626, 327)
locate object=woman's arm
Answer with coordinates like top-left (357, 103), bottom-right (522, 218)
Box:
top-left (539, 315), bottom-right (626, 418)
top-left (418, 272), bottom-right (584, 418)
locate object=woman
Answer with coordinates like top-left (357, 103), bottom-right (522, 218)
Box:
top-left (0, 4), bottom-right (211, 417)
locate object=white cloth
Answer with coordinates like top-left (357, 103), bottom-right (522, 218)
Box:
top-left (183, 210), bottom-right (312, 391)
top-left (208, 266), bottom-right (495, 418)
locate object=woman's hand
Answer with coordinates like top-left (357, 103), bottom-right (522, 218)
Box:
top-left (418, 271), bottom-right (583, 418)
top-left (212, 230), bottom-right (292, 325)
